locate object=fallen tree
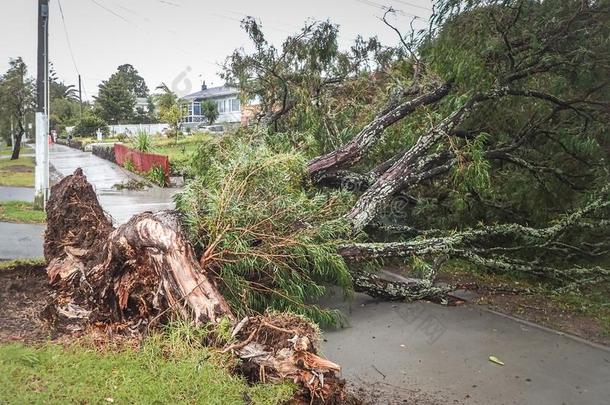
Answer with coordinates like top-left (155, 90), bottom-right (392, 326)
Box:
top-left (43, 169), bottom-right (346, 403)
top-left (218, 0), bottom-right (610, 303)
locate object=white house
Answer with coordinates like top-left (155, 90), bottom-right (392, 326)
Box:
top-left (181, 83), bottom-right (242, 127)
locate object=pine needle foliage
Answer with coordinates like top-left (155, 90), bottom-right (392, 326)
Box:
top-left (175, 133), bottom-right (355, 326)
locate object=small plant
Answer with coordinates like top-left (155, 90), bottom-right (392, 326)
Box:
top-left (131, 131), bottom-right (154, 152)
top-left (147, 165), bottom-right (167, 187)
top-left (123, 158), bottom-right (136, 172)
top-left (116, 133), bottom-right (127, 142)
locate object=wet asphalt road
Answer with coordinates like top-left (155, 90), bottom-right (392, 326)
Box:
top-left (322, 293), bottom-right (610, 404)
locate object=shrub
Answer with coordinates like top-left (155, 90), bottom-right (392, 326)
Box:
top-left (174, 133), bottom-right (355, 326)
top-left (131, 131), bottom-right (154, 152)
top-left (147, 165), bottom-right (167, 187)
top-left (123, 158), bottom-right (135, 172)
top-left (72, 115), bottom-right (108, 138)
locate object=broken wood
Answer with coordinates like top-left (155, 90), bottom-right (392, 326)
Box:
top-left (44, 169), bottom-right (346, 403)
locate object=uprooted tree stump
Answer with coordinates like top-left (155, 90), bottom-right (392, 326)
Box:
top-left (43, 168), bottom-right (346, 403)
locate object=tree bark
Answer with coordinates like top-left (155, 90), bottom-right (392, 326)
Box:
top-left (307, 82), bottom-right (451, 176)
top-left (346, 89), bottom-right (506, 232)
top-left (10, 131), bottom-right (23, 160)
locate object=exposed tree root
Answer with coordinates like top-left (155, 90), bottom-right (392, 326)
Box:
top-left (44, 169), bottom-right (346, 403)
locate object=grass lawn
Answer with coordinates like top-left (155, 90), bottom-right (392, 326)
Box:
top-left (0, 201), bottom-right (45, 223)
top-left (0, 155), bottom-right (35, 187)
top-left (0, 325), bottom-right (294, 404)
top-left (154, 133), bottom-right (213, 161)
top-left (0, 144), bottom-right (33, 157)
top-left (0, 258), bottom-right (45, 271)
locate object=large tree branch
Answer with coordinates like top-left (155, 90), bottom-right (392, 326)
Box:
top-left (307, 82), bottom-right (451, 176)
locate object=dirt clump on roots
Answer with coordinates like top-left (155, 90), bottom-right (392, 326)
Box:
top-left (44, 167), bottom-right (112, 262)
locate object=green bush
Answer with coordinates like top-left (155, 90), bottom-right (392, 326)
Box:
top-left (123, 158), bottom-right (135, 172)
top-left (147, 165), bottom-right (167, 187)
top-left (175, 133), bottom-right (355, 326)
top-left (72, 115), bottom-right (108, 138)
top-left (131, 131), bottom-right (154, 152)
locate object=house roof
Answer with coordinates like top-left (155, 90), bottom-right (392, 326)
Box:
top-left (182, 86), bottom-right (238, 101)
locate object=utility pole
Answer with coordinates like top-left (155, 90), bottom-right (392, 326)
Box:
top-left (34, 0), bottom-right (50, 209)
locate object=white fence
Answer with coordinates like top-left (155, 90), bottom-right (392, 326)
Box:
top-left (66, 123), bottom-right (170, 136)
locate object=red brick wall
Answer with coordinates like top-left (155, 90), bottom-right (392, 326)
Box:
top-left (114, 144), bottom-right (170, 179)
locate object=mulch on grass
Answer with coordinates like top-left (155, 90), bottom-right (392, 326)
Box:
top-left (0, 262), bottom-right (55, 343)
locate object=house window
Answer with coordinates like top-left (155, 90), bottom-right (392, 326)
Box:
top-left (217, 100), bottom-right (224, 113)
top-left (231, 98), bottom-right (240, 112)
top-left (193, 102), bottom-right (201, 116)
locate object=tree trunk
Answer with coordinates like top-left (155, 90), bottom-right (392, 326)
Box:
top-left (10, 131), bottom-right (23, 160)
top-left (44, 169), bottom-right (346, 403)
top-left (307, 82), bottom-right (451, 177)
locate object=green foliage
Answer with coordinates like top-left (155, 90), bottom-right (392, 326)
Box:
top-left (94, 64), bottom-right (149, 124)
top-left (155, 83), bottom-right (185, 140)
top-left (123, 158), bottom-right (135, 172)
top-left (131, 131), bottom-right (154, 152)
top-left (175, 134), bottom-right (355, 326)
top-left (147, 165), bottom-right (167, 187)
top-left (0, 57), bottom-right (35, 151)
top-left (201, 99), bottom-right (219, 124)
top-left (451, 132), bottom-right (491, 193)
top-left (72, 115), bottom-right (108, 138)
top-left (0, 325), bottom-right (294, 404)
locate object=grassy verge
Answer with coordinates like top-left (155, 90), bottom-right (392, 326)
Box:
top-left (439, 261), bottom-right (610, 339)
top-left (0, 156), bottom-right (35, 187)
top-left (0, 258), bottom-right (45, 272)
top-left (0, 324), bottom-right (294, 404)
top-left (0, 201), bottom-right (46, 223)
top-left (0, 144), bottom-right (33, 157)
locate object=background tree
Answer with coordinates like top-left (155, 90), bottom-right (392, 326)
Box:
top-left (113, 64), bottom-right (149, 97)
top-left (94, 64), bottom-right (149, 124)
top-left (0, 57), bottom-right (35, 159)
top-left (48, 64), bottom-right (82, 133)
top-left (94, 75), bottom-right (136, 124)
top-left (201, 99), bottom-right (218, 124)
top-left (155, 83), bottom-right (184, 142)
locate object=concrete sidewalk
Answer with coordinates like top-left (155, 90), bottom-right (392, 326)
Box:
top-left (49, 143), bottom-right (177, 225)
top-left (322, 293), bottom-right (610, 404)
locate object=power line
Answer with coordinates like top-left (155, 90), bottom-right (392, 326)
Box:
top-left (58, 0), bottom-right (91, 101)
top-left (352, 0), bottom-right (423, 19)
top-left (89, 0), bottom-right (130, 24)
top-left (57, 0), bottom-right (79, 76)
top-left (391, 0), bottom-right (432, 12)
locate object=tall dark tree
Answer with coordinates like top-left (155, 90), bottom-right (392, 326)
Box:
top-left (94, 64), bottom-right (149, 124)
top-left (0, 57), bottom-right (35, 159)
top-left (113, 64), bottom-right (149, 98)
top-left (94, 76), bottom-right (136, 124)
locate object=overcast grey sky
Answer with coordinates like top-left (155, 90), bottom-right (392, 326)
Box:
top-left (0, 0), bottom-right (433, 100)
